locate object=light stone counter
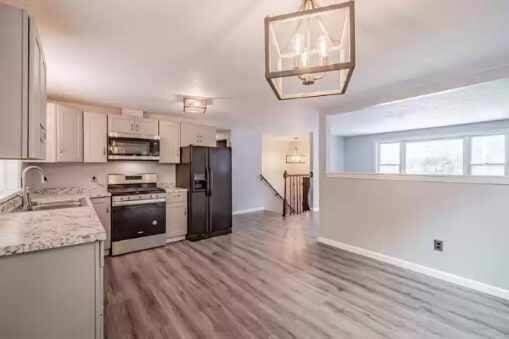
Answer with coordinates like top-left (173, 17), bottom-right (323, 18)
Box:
top-left (0, 185), bottom-right (109, 257)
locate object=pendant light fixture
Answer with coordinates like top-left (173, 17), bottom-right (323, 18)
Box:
top-left (265, 0), bottom-right (356, 100)
top-left (286, 138), bottom-right (307, 164)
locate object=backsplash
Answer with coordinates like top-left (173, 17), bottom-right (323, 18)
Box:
top-left (23, 162), bottom-right (176, 189)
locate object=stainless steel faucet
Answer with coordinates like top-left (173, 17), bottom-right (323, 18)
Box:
top-left (21, 166), bottom-right (47, 210)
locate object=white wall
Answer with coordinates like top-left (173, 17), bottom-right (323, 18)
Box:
top-left (261, 136), bottom-right (310, 212)
top-left (230, 128), bottom-right (264, 214)
top-left (320, 113), bottom-right (509, 292)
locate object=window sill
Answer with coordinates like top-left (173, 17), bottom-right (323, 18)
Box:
top-left (326, 172), bottom-right (509, 186)
top-left (0, 189), bottom-right (21, 204)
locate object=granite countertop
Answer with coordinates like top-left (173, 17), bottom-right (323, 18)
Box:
top-left (31, 185), bottom-right (111, 204)
top-left (0, 186), bottom-right (109, 257)
top-left (159, 183), bottom-right (188, 193)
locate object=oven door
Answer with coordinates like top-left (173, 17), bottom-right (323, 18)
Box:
top-left (108, 137), bottom-right (160, 161)
top-left (111, 200), bottom-right (166, 241)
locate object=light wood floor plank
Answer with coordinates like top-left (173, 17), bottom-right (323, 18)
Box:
top-left (105, 211), bottom-right (509, 339)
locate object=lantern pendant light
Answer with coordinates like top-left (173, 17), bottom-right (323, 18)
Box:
top-left (265, 0), bottom-right (356, 100)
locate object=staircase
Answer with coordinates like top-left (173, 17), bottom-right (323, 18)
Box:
top-left (259, 174), bottom-right (296, 216)
top-left (283, 171), bottom-right (312, 217)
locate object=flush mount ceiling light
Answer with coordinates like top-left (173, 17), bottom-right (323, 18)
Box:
top-left (265, 0), bottom-right (356, 100)
top-left (183, 96), bottom-right (209, 113)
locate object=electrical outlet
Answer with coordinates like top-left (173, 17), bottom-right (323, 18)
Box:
top-left (434, 240), bottom-right (444, 252)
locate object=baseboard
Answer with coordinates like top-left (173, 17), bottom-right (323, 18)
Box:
top-left (232, 207), bottom-right (265, 215)
top-left (317, 237), bottom-right (509, 301)
top-left (166, 236), bottom-right (185, 244)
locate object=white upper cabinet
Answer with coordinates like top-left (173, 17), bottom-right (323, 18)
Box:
top-left (46, 103), bottom-right (83, 162)
top-left (0, 4), bottom-right (46, 160)
top-left (84, 112), bottom-right (107, 163)
top-left (181, 123), bottom-right (216, 147)
top-left (159, 120), bottom-right (181, 163)
top-left (108, 115), bottom-right (158, 138)
top-left (56, 104), bottom-right (83, 162)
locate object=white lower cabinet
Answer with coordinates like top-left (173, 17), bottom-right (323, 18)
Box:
top-left (91, 197), bottom-right (111, 252)
top-left (166, 191), bottom-right (188, 240)
top-left (0, 241), bottom-right (104, 339)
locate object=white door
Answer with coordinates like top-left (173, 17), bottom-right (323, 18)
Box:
top-left (159, 120), bottom-right (180, 163)
top-left (91, 197), bottom-right (111, 250)
top-left (84, 112), bottom-right (107, 163)
top-left (134, 118), bottom-right (158, 136)
top-left (108, 115), bottom-right (133, 135)
top-left (200, 125), bottom-right (217, 147)
top-left (28, 32), bottom-right (43, 159)
top-left (56, 105), bottom-right (83, 162)
top-left (180, 123), bottom-right (198, 147)
top-left (166, 204), bottom-right (187, 239)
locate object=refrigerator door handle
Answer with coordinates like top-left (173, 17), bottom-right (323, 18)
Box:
top-left (206, 167), bottom-right (211, 196)
top-left (209, 169), bottom-right (213, 196)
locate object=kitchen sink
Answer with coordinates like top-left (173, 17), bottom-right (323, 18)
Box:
top-left (14, 198), bottom-right (87, 212)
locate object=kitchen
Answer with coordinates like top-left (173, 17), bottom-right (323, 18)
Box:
top-left (0, 3), bottom-right (232, 337)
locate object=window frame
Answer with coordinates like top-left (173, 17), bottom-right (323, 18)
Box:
top-left (0, 160), bottom-right (22, 202)
top-left (376, 132), bottom-right (509, 177)
top-left (376, 142), bottom-right (402, 174)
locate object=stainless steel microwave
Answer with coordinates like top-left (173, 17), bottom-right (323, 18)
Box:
top-left (108, 136), bottom-right (160, 161)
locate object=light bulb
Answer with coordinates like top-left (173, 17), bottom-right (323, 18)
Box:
top-left (300, 51), bottom-right (308, 67)
top-left (319, 35), bottom-right (328, 58)
top-left (294, 34), bottom-right (302, 55)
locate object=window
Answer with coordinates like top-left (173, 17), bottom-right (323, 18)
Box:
top-left (406, 139), bottom-right (463, 175)
top-left (470, 135), bottom-right (506, 176)
top-left (378, 143), bottom-right (400, 174)
top-left (0, 160), bottom-right (21, 198)
top-left (377, 133), bottom-right (509, 177)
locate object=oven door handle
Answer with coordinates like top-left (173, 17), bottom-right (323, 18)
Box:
top-left (112, 199), bottom-right (166, 207)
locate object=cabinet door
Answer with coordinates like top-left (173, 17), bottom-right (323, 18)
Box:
top-left (200, 125), bottom-right (217, 147)
top-left (56, 105), bottom-right (83, 162)
top-left (159, 120), bottom-right (180, 163)
top-left (44, 103), bottom-right (57, 162)
top-left (166, 204), bottom-right (187, 239)
top-left (84, 112), bottom-right (107, 163)
top-left (0, 4), bottom-right (25, 158)
top-left (28, 22), bottom-right (46, 160)
top-left (180, 123), bottom-right (198, 147)
top-left (134, 118), bottom-right (158, 136)
top-left (108, 115), bottom-right (133, 135)
top-left (92, 197), bottom-right (111, 251)
top-left (39, 55), bottom-right (47, 159)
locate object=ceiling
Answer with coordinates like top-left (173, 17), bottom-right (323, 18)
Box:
top-left (328, 78), bottom-right (509, 136)
top-left (19, 0), bottom-right (509, 124)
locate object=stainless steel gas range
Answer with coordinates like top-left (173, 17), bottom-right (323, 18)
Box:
top-left (108, 174), bottom-right (166, 256)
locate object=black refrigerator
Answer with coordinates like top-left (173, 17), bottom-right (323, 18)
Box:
top-left (176, 146), bottom-right (232, 241)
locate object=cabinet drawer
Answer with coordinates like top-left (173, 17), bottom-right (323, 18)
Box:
top-left (167, 192), bottom-right (187, 203)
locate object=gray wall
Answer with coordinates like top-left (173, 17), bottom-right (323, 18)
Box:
top-left (342, 119), bottom-right (509, 173)
top-left (320, 113), bottom-right (509, 290)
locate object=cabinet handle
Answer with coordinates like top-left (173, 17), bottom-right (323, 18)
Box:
top-left (106, 208), bottom-right (109, 213)
top-left (103, 147), bottom-right (107, 156)
top-left (184, 208), bottom-right (187, 216)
